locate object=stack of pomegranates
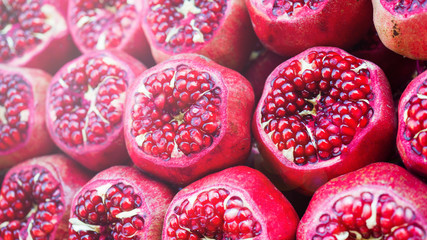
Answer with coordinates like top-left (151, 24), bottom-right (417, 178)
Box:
top-left (0, 0), bottom-right (426, 239)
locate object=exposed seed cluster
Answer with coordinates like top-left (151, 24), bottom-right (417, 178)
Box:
top-left (48, 56), bottom-right (128, 147)
top-left (147, 0), bottom-right (226, 51)
top-left (0, 167), bottom-right (63, 240)
top-left (70, 0), bottom-right (137, 49)
top-left (261, 50), bottom-right (373, 165)
top-left (313, 192), bottom-right (426, 240)
top-left (0, 72), bottom-right (31, 151)
top-left (271, 0), bottom-right (324, 16)
top-left (386, 0), bottom-right (427, 13)
top-left (131, 64), bottom-right (221, 160)
top-left (69, 183), bottom-right (145, 240)
top-left (166, 188), bottom-right (261, 239)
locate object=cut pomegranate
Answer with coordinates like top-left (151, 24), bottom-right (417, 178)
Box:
top-left (397, 70), bottom-right (427, 178)
top-left (67, 0), bottom-right (152, 64)
top-left (298, 162), bottom-right (427, 240)
top-left (0, 154), bottom-right (92, 240)
top-left (124, 54), bottom-right (255, 185)
top-left (163, 166), bottom-right (299, 239)
top-left (252, 46), bottom-right (396, 194)
top-left (372, 0), bottom-right (427, 60)
top-left (0, 0), bottom-right (78, 74)
top-left (45, 50), bottom-right (147, 171)
top-left (0, 65), bottom-right (55, 170)
top-left (245, 0), bottom-right (372, 57)
top-left (68, 165), bottom-right (174, 239)
top-left (141, 0), bottom-right (256, 71)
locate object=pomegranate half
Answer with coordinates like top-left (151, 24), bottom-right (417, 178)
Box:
top-left (298, 162), bottom-right (427, 240)
top-left (124, 54), bottom-right (255, 185)
top-left (0, 65), bottom-right (55, 170)
top-left (68, 165), bottom-right (174, 239)
top-left (0, 154), bottom-right (92, 239)
top-left (252, 46), bottom-right (396, 194)
top-left (45, 50), bottom-right (146, 171)
top-left (163, 166), bottom-right (299, 239)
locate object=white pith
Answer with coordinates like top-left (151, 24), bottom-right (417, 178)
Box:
top-left (0, 106), bottom-right (7, 125)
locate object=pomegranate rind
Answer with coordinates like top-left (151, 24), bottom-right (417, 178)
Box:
top-left (373, 0), bottom-right (427, 60)
top-left (68, 166), bottom-right (174, 239)
top-left (124, 53), bottom-right (254, 185)
top-left (141, 0), bottom-right (257, 71)
top-left (245, 0), bottom-right (372, 57)
top-left (1, 154), bottom-right (92, 240)
top-left (162, 166), bottom-right (299, 239)
top-left (252, 46), bottom-right (396, 194)
top-left (0, 65), bottom-right (55, 169)
top-left (297, 162), bottom-right (427, 239)
top-left (45, 50), bottom-right (147, 171)
top-left (397, 70), bottom-right (427, 178)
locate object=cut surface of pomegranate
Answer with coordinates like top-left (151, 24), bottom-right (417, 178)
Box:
top-left (125, 54), bottom-right (254, 185)
top-left (68, 0), bottom-right (151, 63)
top-left (245, 0), bottom-right (372, 57)
top-left (0, 65), bottom-right (55, 169)
top-left (397, 70), bottom-right (427, 178)
top-left (0, 154), bottom-right (92, 240)
top-left (372, 0), bottom-right (427, 60)
top-left (298, 162), bottom-right (427, 240)
top-left (163, 166), bottom-right (299, 239)
top-left (141, 0), bottom-right (256, 70)
top-left (253, 46), bottom-right (396, 194)
top-left (0, 0), bottom-right (78, 73)
top-left (68, 165), bottom-right (174, 240)
top-left (45, 50), bottom-right (147, 171)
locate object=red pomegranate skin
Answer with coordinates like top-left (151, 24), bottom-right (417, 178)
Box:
top-left (372, 0), bottom-right (427, 60)
top-left (397, 70), bottom-right (427, 178)
top-left (0, 154), bottom-right (92, 240)
top-left (163, 166), bottom-right (299, 239)
top-left (68, 165), bottom-right (174, 239)
top-left (298, 162), bottom-right (427, 240)
top-left (0, 0), bottom-right (79, 74)
top-left (245, 0), bottom-right (372, 57)
top-left (0, 65), bottom-right (56, 170)
top-left (45, 50), bottom-right (147, 172)
top-left (124, 54), bottom-right (255, 186)
top-left (252, 46), bottom-right (396, 194)
top-left (141, 0), bottom-right (257, 71)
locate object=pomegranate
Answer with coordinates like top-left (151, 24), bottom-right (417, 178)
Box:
top-left (372, 0), bottom-right (427, 60)
top-left (0, 154), bottom-right (92, 240)
top-left (162, 166), bottom-right (299, 239)
top-left (0, 0), bottom-right (78, 74)
top-left (140, 0), bottom-right (257, 71)
top-left (0, 65), bottom-right (55, 170)
top-left (245, 0), bottom-right (372, 57)
top-left (67, 0), bottom-right (153, 64)
top-left (68, 165), bottom-right (174, 239)
top-left (298, 162), bottom-right (427, 240)
top-left (45, 50), bottom-right (147, 172)
top-left (124, 54), bottom-right (255, 185)
top-left (252, 46), bottom-right (396, 194)
top-left (397, 70), bottom-right (427, 178)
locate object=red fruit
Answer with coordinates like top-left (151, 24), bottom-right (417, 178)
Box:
top-left (45, 50), bottom-right (147, 171)
top-left (397, 70), bottom-right (427, 178)
top-left (68, 166), bottom-right (174, 240)
top-left (67, 0), bottom-right (152, 64)
top-left (0, 154), bottom-right (92, 240)
top-left (245, 0), bottom-right (372, 57)
top-left (372, 0), bottom-right (427, 60)
top-left (141, 0), bottom-right (256, 71)
top-left (0, 0), bottom-right (78, 74)
top-left (124, 54), bottom-right (255, 185)
top-left (162, 166), bottom-right (299, 239)
top-left (0, 65), bottom-right (55, 169)
top-left (252, 46), bottom-right (396, 194)
top-left (298, 162), bottom-right (427, 240)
